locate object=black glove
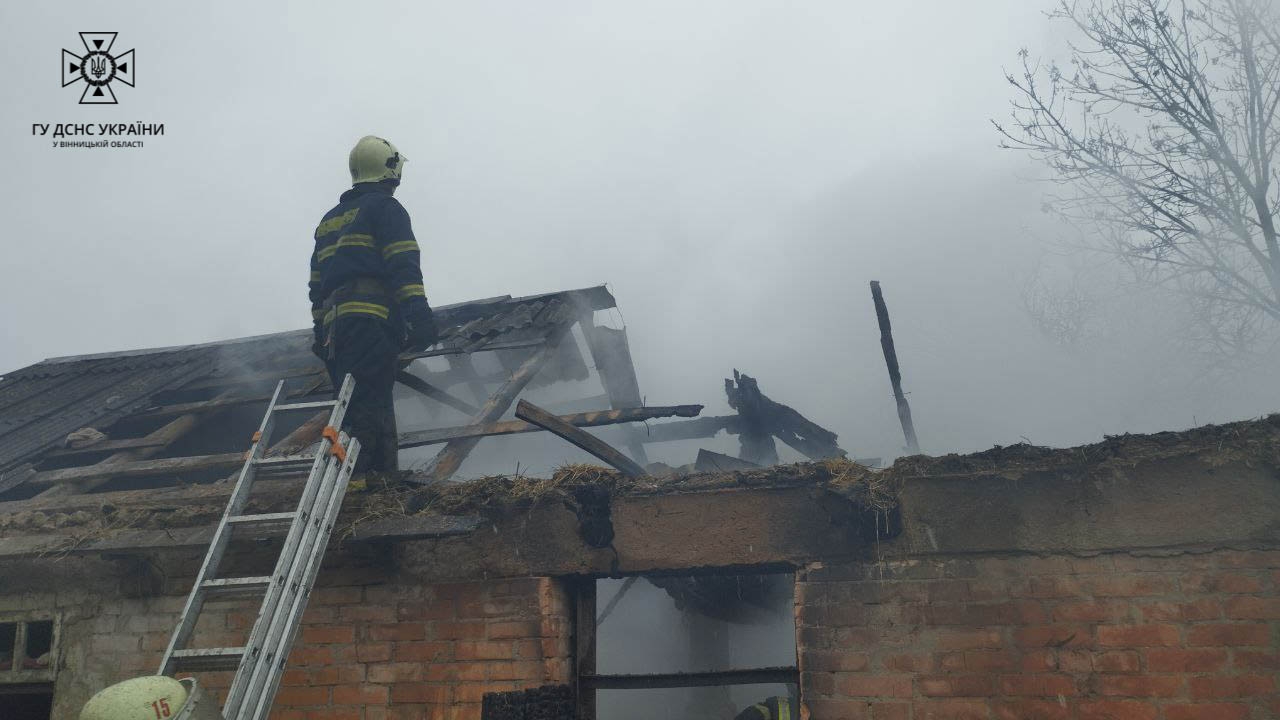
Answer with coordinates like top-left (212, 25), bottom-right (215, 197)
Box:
top-left (402, 300), bottom-right (438, 351)
top-left (311, 322), bottom-right (326, 360)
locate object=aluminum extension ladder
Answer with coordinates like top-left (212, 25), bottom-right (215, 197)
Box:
top-left (158, 375), bottom-right (361, 720)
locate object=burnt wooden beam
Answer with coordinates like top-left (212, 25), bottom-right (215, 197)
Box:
top-left (574, 579), bottom-right (598, 720)
top-left (418, 326), bottom-right (570, 484)
top-left (27, 452), bottom-right (247, 488)
top-left (42, 436), bottom-right (170, 460)
top-left (694, 449), bottom-right (761, 473)
top-left (396, 338), bottom-right (547, 362)
top-left (726, 371), bottom-right (845, 461)
top-left (36, 388), bottom-right (244, 499)
top-left (623, 415), bottom-right (742, 444)
top-left (0, 514), bottom-right (480, 559)
top-left (395, 371), bottom-right (481, 416)
top-left (515, 400), bottom-right (648, 478)
top-left (581, 667), bottom-right (798, 690)
top-left (870, 281), bottom-right (921, 454)
top-left (578, 317), bottom-right (650, 466)
top-left (398, 405), bottom-right (704, 449)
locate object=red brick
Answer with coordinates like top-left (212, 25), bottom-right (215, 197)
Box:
top-left (881, 653), bottom-right (935, 673)
top-left (1096, 624), bottom-right (1179, 647)
top-left (803, 649), bottom-right (871, 672)
top-left (1187, 674), bottom-right (1274, 699)
top-left (869, 703), bottom-right (911, 720)
top-left (936, 630), bottom-right (1004, 651)
top-left (1137, 599), bottom-right (1221, 621)
top-left (331, 683), bottom-right (389, 706)
top-left (303, 710), bottom-right (360, 720)
top-left (912, 700), bottom-right (989, 720)
top-left (1091, 650), bottom-right (1140, 672)
top-left (836, 674), bottom-right (913, 698)
top-left (998, 674), bottom-right (1076, 697)
top-left (803, 698), bottom-right (873, 719)
top-left (1223, 596), bottom-right (1280, 619)
top-left (1233, 650), bottom-right (1279, 670)
top-left (993, 699), bottom-right (1069, 720)
top-left (1162, 704), bottom-right (1251, 720)
top-left (366, 662), bottom-right (423, 683)
top-left (1016, 576), bottom-right (1085, 599)
top-left (1216, 550), bottom-right (1280, 569)
top-left (397, 600), bottom-right (456, 621)
top-left (1020, 650), bottom-right (1056, 672)
top-left (354, 642), bottom-right (391, 663)
top-left (1181, 572), bottom-right (1264, 594)
top-left (947, 650), bottom-right (1017, 672)
top-left (488, 660), bottom-right (548, 681)
top-left (1145, 648), bottom-right (1227, 672)
top-left (1187, 623), bottom-right (1272, 646)
top-left (275, 686), bottom-right (329, 706)
top-left (455, 641), bottom-right (516, 661)
top-left (1051, 600), bottom-right (1129, 623)
top-left (392, 641), bottom-right (453, 663)
top-left (300, 625), bottom-right (354, 644)
top-left (918, 675), bottom-right (996, 697)
top-left (1083, 576), bottom-right (1175, 597)
top-left (369, 623), bottom-right (426, 641)
top-left (338, 604), bottom-right (395, 622)
top-left (486, 621), bottom-right (541, 640)
top-left (1095, 675), bottom-right (1182, 697)
top-left (1077, 701), bottom-right (1158, 720)
top-left (1014, 625), bottom-right (1092, 648)
top-left (433, 620), bottom-right (484, 640)
top-left (389, 684), bottom-right (450, 704)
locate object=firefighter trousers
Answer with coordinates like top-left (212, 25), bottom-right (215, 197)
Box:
top-left (324, 316), bottom-right (400, 474)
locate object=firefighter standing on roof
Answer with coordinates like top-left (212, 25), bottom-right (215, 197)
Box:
top-left (309, 135), bottom-right (438, 473)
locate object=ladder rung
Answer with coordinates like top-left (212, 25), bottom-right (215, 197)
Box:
top-left (273, 400), bottom-right (337, 412)
top-left (171, 647), bottom-right (246, 673)
top-left (254, 454), bottom-right (318, 467)
top-left (201, 576), bottom-right (273, 600)
top-left (227, 512), bottom-right (298, 537)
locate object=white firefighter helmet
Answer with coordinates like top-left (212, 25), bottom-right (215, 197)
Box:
top-left (80, 676), bottom-right (189, 720)
top-left (349, 135), bottom-right (407, 185)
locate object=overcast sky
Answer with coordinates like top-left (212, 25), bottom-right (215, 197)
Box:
top-left (3, 1), bottom-right (1278, 468)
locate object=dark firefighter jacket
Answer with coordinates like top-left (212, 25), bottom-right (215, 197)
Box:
top-left (308, 183), bottom-right (428, 336)
top-left (735, 696), bottom-right (795, 720)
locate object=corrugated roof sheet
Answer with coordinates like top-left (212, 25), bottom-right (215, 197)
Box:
top-left (0, 286), bottom-right (615, 475)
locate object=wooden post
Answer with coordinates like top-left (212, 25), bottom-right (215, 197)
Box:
top-left (574, 578), bottom-right (598, 720)
top-left (514, 400), bottom-right (649, 478)
top-left (870, 281), bottom-right (921, 454)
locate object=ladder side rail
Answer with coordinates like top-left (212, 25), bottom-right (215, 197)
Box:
top-left (226, 450), bottom-right (344, 717)
top-left (248, 437), bottom-right (360, 720)
top-left (223, 374), bottom-right (356, 709)
top-left (159, 381), bottom-right (287, 676)
top-left (222, 449), bottom-right (339, 714)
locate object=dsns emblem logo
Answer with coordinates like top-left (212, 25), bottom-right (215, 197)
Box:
top-left (62, 32), bottom-right (135, 104)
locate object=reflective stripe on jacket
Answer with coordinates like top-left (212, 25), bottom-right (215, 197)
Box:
top-left (309, 183), bottom-right (428, 328)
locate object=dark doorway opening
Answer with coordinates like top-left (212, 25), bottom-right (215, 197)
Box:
top-left (0, 686), bottom-right (54, 720)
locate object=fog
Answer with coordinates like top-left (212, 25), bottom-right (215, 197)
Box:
top-left (3, 1), bottom-right (1277, 455)
top-left (6, 3), bottom-right (1280, 719)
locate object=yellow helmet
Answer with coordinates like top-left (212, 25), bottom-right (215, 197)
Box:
top-left (80, 676), bottom-right (189, 720)
top-left (349, 135), bottom-right (407, 185)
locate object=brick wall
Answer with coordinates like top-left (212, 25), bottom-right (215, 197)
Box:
top-left (1, 572), bottom-right (571, 720)
top-left (796, 550), bottom-right (1280, 720)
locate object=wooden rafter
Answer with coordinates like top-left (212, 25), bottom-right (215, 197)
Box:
top-left (394, 371), bottom-right (481, 416)
top-left (514, 399), bottom-right (648, 477)
top-left (398, 405), bottom-right (703, 448)
top-left (417, 325), bottom-right (570, 484)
